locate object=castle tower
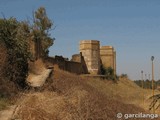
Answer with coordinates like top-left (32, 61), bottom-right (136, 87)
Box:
top-left (100, 46), bottom-right (116, 74)
top-left (79, 40), bottom-right (100, 75)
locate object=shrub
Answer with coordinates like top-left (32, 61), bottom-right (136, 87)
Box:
top-left (0, 7), bottom-right (54, 88)
top-left (100, 65), bottom-right (117, 80)
top-left (0, 18), bottom-right (29, 88)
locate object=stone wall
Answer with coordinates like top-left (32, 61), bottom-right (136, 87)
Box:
top-left (100, 46), bottom-right (116, 74)
top-left (46, 40), bottom-right (116, 75)
top-left (46, 54), bottom-right (88, 74)
top-left (79, 40), bottom-right (101, 75)
top-left (71, 53), bottom-right (81, 63)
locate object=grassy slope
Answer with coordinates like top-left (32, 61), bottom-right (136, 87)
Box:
top-left (11, 67), bottom-right (159, 120)
top-left (87, 77), bottom-right (160, 113)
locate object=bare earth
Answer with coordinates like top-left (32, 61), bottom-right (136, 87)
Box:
top-left (0, 67), bottom-right (53, 120)
top-left (26, 68), bottom-right (52, 87)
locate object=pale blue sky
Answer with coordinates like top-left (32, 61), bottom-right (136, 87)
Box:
top-left (0, 0), bottom-right (160, 80)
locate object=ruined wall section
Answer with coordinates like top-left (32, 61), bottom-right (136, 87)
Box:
top-left (46, 54), bottom-right (88, 74)
top-left (71, 54), bottom-right (81, 63)
top-left (100, 46), bottom-right (116, 74)
top-left (71, 52), bottom-right (88, 73)
top-left (79, 40), bottom-right (100, 75)
top-left (46, 40), bottom-right (116, 76)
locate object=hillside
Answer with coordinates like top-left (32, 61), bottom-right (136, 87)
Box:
top-left (87, 76), bottom-right (160, 113)
top-left (8, 66), bottom-right (159, 120)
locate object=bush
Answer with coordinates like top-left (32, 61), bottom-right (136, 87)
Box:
top-left (0, 18), bottom-right (29, 88)
top-left (0, 43), bottom-right (7, 78)
top-left (100, 66), bottom-right (117, 80)
top-left (0, 7), bottom-right (54, 88)
top-left (120, 74), bottom-right (128, 79)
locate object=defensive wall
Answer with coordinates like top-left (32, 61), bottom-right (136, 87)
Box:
top-left (46, 54), bottom-right (88, 74)
top-left (100, 46), bottom-right (116, 74)
top-left (79, 40), bottom-right (100, 75)
top-left (46, 40), bottom-right (116, 75)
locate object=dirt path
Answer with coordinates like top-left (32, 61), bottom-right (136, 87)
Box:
top-left (27, 68), bottom-right (53, 87)
top-left (0, 68), bottom-right (53, 120)
top-left (0, 105), bottom-right (16, 120)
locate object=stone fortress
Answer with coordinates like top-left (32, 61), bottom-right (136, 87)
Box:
top-left (46, 40), bottom-right (116, 75)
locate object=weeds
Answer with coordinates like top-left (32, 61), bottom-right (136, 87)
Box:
top-left (0, 98), bottom-right (10, 111)
top-left (11, 68), bottom-right (151, 120)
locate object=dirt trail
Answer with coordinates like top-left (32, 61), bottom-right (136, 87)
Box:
top-left (27, 68), bottom-right (52, 87)
top-left (0, 67), bottom-right (53, 120)
top-left (0, 105), bottom-right (16, 120)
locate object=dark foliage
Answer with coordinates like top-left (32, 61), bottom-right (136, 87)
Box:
top-left (0, 7), bottom-right (54, 89)
top-left (100, 65), bottom-right (117, 80)
top-left (0, 18), bottom-right (29, 88)
top-left (134, 79), bottom-right (159, 89)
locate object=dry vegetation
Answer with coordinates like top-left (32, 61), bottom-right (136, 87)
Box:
top-left (28, 59), bottom-right (46, 75)
top-left (87, 76), bottom-right (160, 113)
top-left (1, 51), bottom-right (159, 119)
top-left (10, 66), bottom-right (157, 120)
top-left (0, 44), bottom-right (17, 112)
top-left (0, 43), bottom-right (7, 77)
top-left (0, 43), bottom-right (18, 100)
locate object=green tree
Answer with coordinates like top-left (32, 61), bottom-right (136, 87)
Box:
top-left (32, 7), bottom-right (54, 58)
top-left (0, 7), bottom-right (55, 88)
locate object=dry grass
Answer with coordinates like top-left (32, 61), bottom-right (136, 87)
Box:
top-left (0, 98), bottom-right (10, 111)
top-left (1, 42), bottom-right (159, 119)
top-left (87, 76), bottom-right (160, 114)
top-left (12, 92), bottom-right (69, 120)
top-left (28, 59), bottom-right (46, 75)
top-left (11, 67), bottom-right (156, 120)
top-left (0, 43), bottom-right (18, 111)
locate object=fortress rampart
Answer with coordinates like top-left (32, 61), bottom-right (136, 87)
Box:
top-left (46, 40), bottom-right (116, 75)
top-left (100, 46), bottom-right (116, 74)
top-left (79, 40), bottom-right (100, 75)
top-left (46, 54), bottom-right (88, 74)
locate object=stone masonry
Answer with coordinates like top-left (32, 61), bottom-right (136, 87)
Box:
top-left (100, 46), bottom-right (116, 74)
top-left (47, 40), bottom-right (116, 75)
top-left (79, 40), bottom-right (116, 75)
top-left (79, 40), bottom-right (101, 75)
